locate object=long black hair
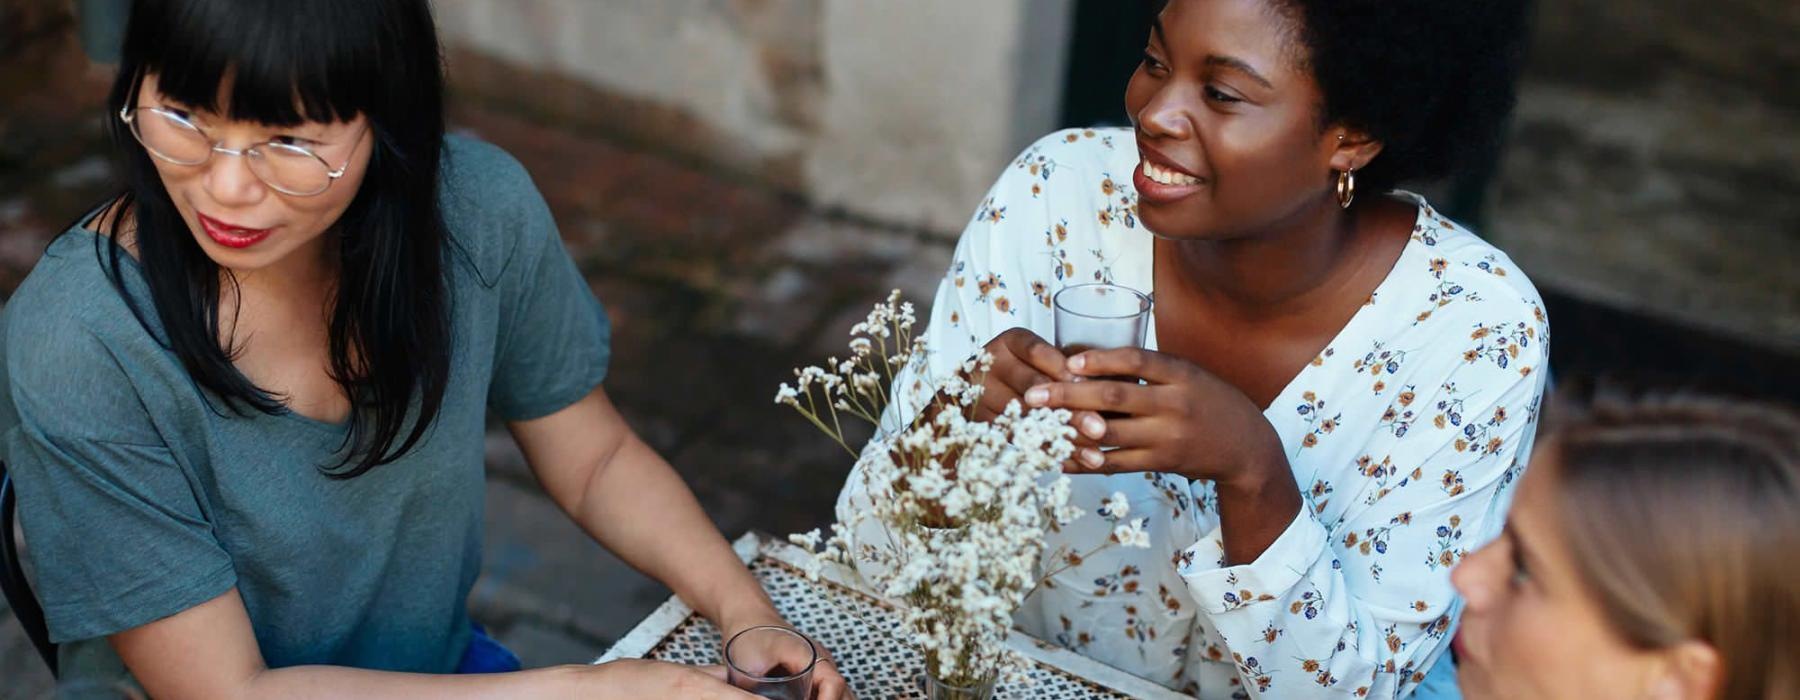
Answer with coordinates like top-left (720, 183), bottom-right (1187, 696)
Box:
top-left (100, 0), bottom-right (451, 479)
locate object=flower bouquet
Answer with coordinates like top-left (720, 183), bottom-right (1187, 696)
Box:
top-left (779, 291), bottom-right (1150, 698)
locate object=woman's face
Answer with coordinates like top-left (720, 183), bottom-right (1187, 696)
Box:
top-left (133, 73), bottom-right (373, 279)
top-left (1123, 0), bottom-right (1356, 240)
top-left (1452, 455), bottom-right (1672, 699)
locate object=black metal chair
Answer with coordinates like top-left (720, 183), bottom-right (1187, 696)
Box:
top-left (1, 460), bottom-right (57, 676)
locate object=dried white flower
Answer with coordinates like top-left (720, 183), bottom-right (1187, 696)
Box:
top-left (777, 292), bottom-right (1153, 688)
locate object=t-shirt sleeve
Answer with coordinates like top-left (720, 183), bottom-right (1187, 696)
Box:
top-left (480, 157), bottom-right (612, 422)
top-left (1, 319), bottom-right (235, 643)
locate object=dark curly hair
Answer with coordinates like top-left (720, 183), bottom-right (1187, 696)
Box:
top-left (1271, 0), bottom-right (1534, 194)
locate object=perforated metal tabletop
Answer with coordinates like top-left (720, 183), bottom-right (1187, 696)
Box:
top-left (597, 533), bottom-right (1187, 699)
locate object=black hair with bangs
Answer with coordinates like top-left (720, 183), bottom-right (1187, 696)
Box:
top-left (99, 0), bottom-right (451, 479)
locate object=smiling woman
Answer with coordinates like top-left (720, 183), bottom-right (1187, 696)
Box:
top-left (837, 0), bottom-right (1540, 697)
top-left (0, 0), bottom-right (844, 698)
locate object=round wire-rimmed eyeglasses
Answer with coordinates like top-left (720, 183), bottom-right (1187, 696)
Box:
top-left (118, 105), bottom-right (367, 197)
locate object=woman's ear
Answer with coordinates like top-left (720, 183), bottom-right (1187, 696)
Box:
top-left (1327, 125), bottom-right (1384, 173)
top-left (1646, 641), bottom-right (1721, 700)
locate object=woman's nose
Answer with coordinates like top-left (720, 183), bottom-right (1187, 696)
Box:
top-left (1451, 541), bottom-right (1501, 610)
top-left (202, 145), bottom-right (271, 206)
top-left (1136, 85), bottom-right (1196, 141)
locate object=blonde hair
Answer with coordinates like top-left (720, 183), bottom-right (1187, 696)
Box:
top-left (1544, 392), bottom-right (1799, 700)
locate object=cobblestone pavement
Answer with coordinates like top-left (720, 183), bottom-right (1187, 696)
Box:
top-left (2, 3), bottom-right (1796, 697)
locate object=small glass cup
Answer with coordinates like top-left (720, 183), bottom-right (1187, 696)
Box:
top-left (1052, 283), bottom-right (1152, 354)
top-left (724, 625), bottom-right (818, 700)
top-left (1054, 283), bottom-right (1152, 422)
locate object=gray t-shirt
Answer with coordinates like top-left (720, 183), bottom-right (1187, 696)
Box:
top-left (0, 135), bottom-right (610, 686)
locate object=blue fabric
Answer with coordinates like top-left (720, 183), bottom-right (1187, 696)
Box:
top-left (456, 622), bottom-right (522, 674)
top-left (1412, 651), bottom-right (1463, 700)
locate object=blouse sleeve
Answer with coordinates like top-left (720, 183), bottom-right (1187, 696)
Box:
top-left (1175, 300), bottom-right (1549, 698)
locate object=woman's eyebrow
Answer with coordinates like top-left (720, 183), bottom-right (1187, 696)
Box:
top-left (1204, 55), bottom-right (1273, 89)
top-left (1503, 523), bottom-right (1550, 581)
top-left (1146, 18), bottom-right (1274, 90)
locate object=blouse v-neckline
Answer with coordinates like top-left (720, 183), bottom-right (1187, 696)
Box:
top-left (1134, 196), bottom-right (1432, 416)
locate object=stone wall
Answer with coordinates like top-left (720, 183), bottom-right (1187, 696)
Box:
top-left (434, 0), bottom-right (1074, 236)
top-left (1486, 0), bottom-right (1799, 350)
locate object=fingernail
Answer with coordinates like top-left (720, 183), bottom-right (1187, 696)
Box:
top-left (1068, 355), bottom-right (1087, 371)
top-left (1081, 415), bottom-right (1105, 438)
top-left (1080, 448), bottom-right (1103, 468)
top-left (1024, 387), bottom-right (1049, 405)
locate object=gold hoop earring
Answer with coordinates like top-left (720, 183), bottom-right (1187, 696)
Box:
top-left (1336, 169), bottom-right (1356, 209)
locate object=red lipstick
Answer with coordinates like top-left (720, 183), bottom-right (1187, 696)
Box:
top-left (197, 213), bottom-right (274, 249)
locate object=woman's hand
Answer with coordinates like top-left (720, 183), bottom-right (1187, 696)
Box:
top-left (1021, 347), bottom-right (1302, 564)
top-left (1021, 347), bottom-right (1283, 485)
top-left (967, 328), bottom-right (1071, 420)
top-left (718, 614), bottom-right (853, 699)
top-left (962, 329), bottom-right (1106, 458)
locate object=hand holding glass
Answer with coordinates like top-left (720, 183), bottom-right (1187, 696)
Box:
top-left (724, 625), bottom-right (818, 699)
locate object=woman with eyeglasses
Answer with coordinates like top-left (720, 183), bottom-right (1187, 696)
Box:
top-left (1453, 392), bottom-right (1798, 700)
top-left (0, 1), bottom-right (847, 697)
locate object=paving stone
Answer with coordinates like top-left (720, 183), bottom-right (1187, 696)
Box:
top-left (730, 264), bottom-right (825, 347)
top-left (494, 619), bottom-right (606, 668)
top-left (473, 477), bottom-right (669, 648)
top-left (482, 427), bottom-right (532, 484)
top-left (0, 614), bottom-right (54, 700)
top-left (670, 406), bottom-right (873, 540)
top-left (449, 104), bottom-right (806, 295)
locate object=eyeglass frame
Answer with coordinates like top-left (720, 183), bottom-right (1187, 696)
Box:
top-left (117, 104), bottom-right (368, 197)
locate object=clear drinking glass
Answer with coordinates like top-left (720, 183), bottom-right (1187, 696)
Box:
top-left (1053, 282), bottom-right (1152, 356)
top-left (724, 625), bottom-right (818, 700)
top-left (1054, 283), bottom-right (1152, 420)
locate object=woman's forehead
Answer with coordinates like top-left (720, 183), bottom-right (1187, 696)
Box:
top-left (1508, 457), bottom-right (1571, 562)
top-left (141, 72), bottom-right (359, 131)
top-left (140, 69), bottom-right (363, 128)
top-left (1157, 0), bottom-right (1308, 76)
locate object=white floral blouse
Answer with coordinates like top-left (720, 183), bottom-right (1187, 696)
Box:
top-left (836, 128), bottom-right (1551, 698)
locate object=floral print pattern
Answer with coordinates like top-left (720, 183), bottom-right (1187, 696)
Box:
top-left (836, 129), bottom-right (1551, 698)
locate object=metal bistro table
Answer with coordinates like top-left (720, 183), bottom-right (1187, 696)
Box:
top-left (597, 533), bottom-right (1189, 699)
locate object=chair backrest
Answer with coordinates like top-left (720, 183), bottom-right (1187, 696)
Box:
top-left (0, 460), bottom-right (57, 676)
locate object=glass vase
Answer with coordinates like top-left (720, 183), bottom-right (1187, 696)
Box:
top-left (923, 671), bottom-right (998, 700)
